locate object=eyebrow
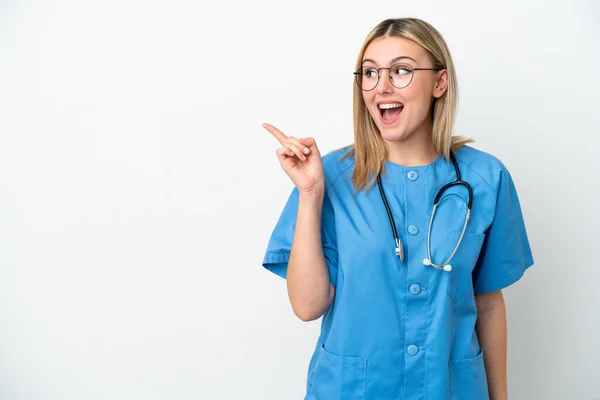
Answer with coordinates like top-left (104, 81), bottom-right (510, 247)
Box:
top-left (362, 56), bottom-right (418, 65)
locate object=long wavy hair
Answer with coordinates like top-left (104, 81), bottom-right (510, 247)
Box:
top-left (342, 18), bottom-right (473, 191)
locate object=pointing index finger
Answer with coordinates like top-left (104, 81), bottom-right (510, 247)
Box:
top-left (263, 123), bottom-right (288, 145)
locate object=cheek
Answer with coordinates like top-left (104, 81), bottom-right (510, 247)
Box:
top-left (362, 93), bottom-right (378, 116)
top-left (362, 91), bottom-right (375, 105)
top-left (404, 87), bottom-right (433, 116)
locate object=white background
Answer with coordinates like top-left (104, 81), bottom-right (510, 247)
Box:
top-left (1, 0), bottom-right (599, 399)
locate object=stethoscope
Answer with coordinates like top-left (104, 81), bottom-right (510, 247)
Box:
top-left (376, 151), bottom-right (473, 272)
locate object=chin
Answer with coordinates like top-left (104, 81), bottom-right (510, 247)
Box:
top-left (378, 126), bottom-right (412, 143)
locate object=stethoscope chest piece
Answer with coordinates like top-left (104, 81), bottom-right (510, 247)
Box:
top-left (395, 238), bottom-right (404, 262)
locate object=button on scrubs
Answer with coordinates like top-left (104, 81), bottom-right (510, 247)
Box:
top-left (262, 145), bottom-right (534, 400)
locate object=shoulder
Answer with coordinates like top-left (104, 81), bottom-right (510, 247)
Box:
top-left (321, 145), bottom-right (355, 189)
top-left (453, 145), bottom-right (514, 195)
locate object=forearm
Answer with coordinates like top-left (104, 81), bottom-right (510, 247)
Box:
top-left (475, 291), bottom-right (507, 400)
top-left (287, 191), bottom-right (334, 321)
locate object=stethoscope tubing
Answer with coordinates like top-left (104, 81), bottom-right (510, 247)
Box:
top-left (377, 151), bottom-right (473, 272)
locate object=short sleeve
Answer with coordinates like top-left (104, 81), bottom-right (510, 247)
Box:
top-left (262, 187), bottom-right (339, 286)
top-left (472, 166), bottom-right (534, 294)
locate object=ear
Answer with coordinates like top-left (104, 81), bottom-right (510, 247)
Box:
top-left (433, 69), bottom-right (448, 98)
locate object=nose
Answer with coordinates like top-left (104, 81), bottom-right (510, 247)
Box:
top-left (376, 68), bottom-right (393, 95)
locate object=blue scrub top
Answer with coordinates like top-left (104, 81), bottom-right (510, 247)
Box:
top-left (262, 145), bottom-right (534, 400)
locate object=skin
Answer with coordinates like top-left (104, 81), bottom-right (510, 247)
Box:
top-left (262, 123), bottom-right (334, 321)
top-left (264, 35), bottom-right (507, 399)
top-left (476, 290), bottom-right (508, 400)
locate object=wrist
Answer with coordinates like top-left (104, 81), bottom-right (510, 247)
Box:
top-left (299, 185), bottom-right (325, 200)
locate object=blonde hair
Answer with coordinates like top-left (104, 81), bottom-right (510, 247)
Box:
top-left (342, 18), bottom-right (473, 191)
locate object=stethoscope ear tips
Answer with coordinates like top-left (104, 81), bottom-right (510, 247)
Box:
top-left (423, 258), bottom-right (452, 272)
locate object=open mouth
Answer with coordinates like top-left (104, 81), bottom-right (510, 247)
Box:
top-left (379, 102), bottom-right (404, 124)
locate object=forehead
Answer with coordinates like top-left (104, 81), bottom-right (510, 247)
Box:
top-left (362, 36), bottom-right (426, 65)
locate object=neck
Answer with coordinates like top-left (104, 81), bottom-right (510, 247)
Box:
top-left (385, 123), bottom-right (438, 167)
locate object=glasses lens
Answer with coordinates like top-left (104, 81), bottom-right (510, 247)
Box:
top-left (357, 67), bottom-right (378, 91)
top-left (390, 64), bottom-right (413, 89)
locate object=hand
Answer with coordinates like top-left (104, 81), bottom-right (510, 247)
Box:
top-left (263, 123), bottom-right (325, 195)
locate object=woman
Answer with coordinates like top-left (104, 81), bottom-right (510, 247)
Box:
top-left (262, 17), bottom-right (533, 400)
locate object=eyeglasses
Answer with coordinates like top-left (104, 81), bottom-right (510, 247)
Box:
top-left (353, 63), bottom-right (442, 91)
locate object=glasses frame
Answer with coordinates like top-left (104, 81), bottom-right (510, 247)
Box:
top-left (353, 64), bottom-right (443, 91)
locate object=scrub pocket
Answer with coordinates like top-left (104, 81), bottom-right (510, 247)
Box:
top-left (305, 344), bottom-right (366, 400)
top-left (449, 348), bottom-right (490, 400)
top-left (433, 231), bottom-right (485, 303)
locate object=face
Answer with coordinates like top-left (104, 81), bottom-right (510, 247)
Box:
top-left (360, 36), bottom-right (448, 143)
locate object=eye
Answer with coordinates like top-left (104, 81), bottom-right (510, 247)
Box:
top-left (362, 68), bottom-right (378, 79)
top-left (392, 65), bottom-right (411, 76)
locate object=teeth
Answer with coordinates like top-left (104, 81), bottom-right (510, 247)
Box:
top-left (379, 103), bottom-right (403, 109)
